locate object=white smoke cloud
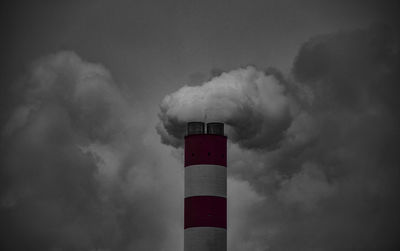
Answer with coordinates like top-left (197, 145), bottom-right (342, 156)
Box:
top-left (157, 66), bottom-right (294, 149)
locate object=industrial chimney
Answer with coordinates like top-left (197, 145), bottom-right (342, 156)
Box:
top-left (184, 122), bottom-right (227, 251)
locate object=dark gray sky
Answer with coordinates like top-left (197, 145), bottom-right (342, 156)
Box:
top-left (0, 0), bottom-right (399, 250)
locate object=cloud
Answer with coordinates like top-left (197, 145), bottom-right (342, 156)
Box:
top-left (270, 25), bottom-right (399, 250)
top-left (227, 178), bottom-right (270, 251)
top-left (293, 24), bottom-right (399, 112)
top-left (277, 162), bottom-right (335, 211)
top-left (157, 66), bottom-right (294, 149)
top-left (0, 51), bottom-right (182, 250)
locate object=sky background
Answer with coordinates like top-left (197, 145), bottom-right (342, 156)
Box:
top-left (0, 0), bottom-right (399, 250)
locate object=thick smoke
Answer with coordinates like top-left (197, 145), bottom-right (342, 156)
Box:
top-left (157, 66), bottom-right (294, 149)
top-left (158, 25), bottom-right (400, 250)
top-left (0, 51), bottom-right (183, 250)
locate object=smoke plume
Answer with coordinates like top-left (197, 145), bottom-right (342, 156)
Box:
top-left (157, 66), bottom-right (294, 149)
top-left (158, 25), bottom-right (400, 250)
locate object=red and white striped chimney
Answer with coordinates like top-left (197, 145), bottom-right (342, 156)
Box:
top-left (184, 122), bottom-right (227, 251)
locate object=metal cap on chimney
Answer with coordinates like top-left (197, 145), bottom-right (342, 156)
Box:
top-left (187, 122), bottom-right (205, 135)
top-left (206, 122), bottom-right (224, 136)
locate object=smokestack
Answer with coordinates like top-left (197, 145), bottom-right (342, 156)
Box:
top-left (184, 122), bottom-right (227, 251)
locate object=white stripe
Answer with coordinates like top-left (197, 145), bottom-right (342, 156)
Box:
top-left (185, 164), bottom-right (226, 198)
top-left (184, 227), bottom-right (227, 251)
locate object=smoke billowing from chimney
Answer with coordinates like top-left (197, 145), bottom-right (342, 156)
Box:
top-left (157, 66), bottom-right (294, 149)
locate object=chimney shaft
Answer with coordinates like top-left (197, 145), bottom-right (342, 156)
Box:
top-left (184, 122), bottom-right (227, 251)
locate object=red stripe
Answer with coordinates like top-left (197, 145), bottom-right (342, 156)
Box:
top-left (184, 135), bottom-right (227, 167)
top-left (184, 196), bottom-right (226, 229)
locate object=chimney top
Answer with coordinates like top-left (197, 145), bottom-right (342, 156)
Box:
top-left (187, 122), bottom-right (205, 135)
top-left (206, 122), bottom-right (224, 136)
